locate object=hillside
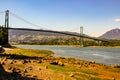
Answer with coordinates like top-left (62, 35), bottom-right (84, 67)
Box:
top-left (99, 28), bottom-right (120, 40)
top-left (9, 29), bottom-right (80, 42)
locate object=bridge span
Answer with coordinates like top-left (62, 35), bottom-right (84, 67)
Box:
top-left (8, 27), bottom-right (108, 42)
top-left (0, 10), bottom-right (109, 45)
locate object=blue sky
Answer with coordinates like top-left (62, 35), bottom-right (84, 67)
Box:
top-left (0, 0), bottom-right (120, 37)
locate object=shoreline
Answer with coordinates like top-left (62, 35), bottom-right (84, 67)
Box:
top-left (3, 47), bottom-right (119, 66)
top-left (12, 44), bottom-right (120, 48)
top-left (52, 55), bottom-right (119, 66)
top-left (12, 45), bottom-right (120, 65)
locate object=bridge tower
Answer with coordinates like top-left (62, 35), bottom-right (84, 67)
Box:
top-left (80, 26), bottom-right (84, 47)
top-left (5, 10), bottom-right (9, 29)
top-left (4, 10), bottom-right (9, 44)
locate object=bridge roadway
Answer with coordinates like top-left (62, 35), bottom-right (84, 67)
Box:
top-left (8, 27), bottom-right (108, 42)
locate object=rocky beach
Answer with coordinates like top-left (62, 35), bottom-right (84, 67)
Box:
top-left (0, 47), bottom-right (120, 80)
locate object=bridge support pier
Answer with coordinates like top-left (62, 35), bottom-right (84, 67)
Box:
top-left (5, 10), bottom-right (9, 44)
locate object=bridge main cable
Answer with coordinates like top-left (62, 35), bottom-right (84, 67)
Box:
top-left (8, 27), bottom-right (108, 42)
top-left (0, 11), bottom-right (5, 14)
top-left (9, 11), bottom-right (48, 29)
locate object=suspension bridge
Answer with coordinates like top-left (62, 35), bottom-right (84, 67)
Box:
top-left (0, 10), bottom-right (108, 46)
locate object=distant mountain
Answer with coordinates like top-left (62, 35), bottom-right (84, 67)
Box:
top-left (99, 28), bottom-right (120, 40)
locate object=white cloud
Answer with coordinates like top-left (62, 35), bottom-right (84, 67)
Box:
top-left (115, 18), bottom-right (120, 22)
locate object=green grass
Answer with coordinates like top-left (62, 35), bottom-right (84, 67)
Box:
top-left (89, 77), bottom-right (100, 80)
top-left (74, 73), bottom-right (100, 80)
top-left (40, 63), bottom-right (78, 72)
top-left (48, 65), bottom-right (100, 75)
top-left (39, 63), bottom-right (100, 76)
top-left (74, 73), bottom-right (88, 80)
top-left (80, 70), bottom-right (100, 76)
top-left (5, 48), bottom-right (54, 57)
top-left (40, 64), bottom-right (101, 80)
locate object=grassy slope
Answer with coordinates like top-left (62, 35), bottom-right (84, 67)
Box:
top-left (4, 48), bottom-right (54, 57)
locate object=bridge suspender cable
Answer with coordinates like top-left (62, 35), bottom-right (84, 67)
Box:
top-left (9, 12), bottom-right (48, 29)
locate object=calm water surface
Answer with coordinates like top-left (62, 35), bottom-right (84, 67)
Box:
top-left (14, 45), bottom-right (120, 65)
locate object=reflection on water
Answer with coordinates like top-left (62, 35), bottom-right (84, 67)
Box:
top-left (15, 45), bottom-right (120, 65)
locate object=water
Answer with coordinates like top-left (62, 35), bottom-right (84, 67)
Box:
top-left (14, 45), bottom-right (120, 65)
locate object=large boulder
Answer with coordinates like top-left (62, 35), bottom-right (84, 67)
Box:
top-left (0, 46), bottom-right (4, 53)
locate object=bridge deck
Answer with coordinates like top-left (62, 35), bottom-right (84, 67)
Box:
top-left (8, 27), bottom-right (108, 42)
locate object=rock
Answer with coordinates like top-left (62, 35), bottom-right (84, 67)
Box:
top-left (79, 65), bottom-right (82, 68)
top-left (80, 63), bottom-right (83, 66)
top-left (28, 59), bottom-right (31, 63)
top-left (37, 60), bottom-right (42, 63)
top-left (28, 66), bottom-right (33, 70)
top-left (39, 67), bottom-right (42, 70)
top-left (33, 74), bottom-right (37, 78)
top-left (11, 68), bottom-right (20, 74)
top-left (58, 61), bottom-right (64, 66)
top-left (59, 57), bottom-right (65, 59)
top-left (50, 61), bottom-right (58, 65)
top-left (12, 68), bottom-right (16, 73)
top-left (24, 73), bottom-right (32, 77)
top-left (92, 65), bottom-right (95, 67)
top-left (15, 69), bottom-right (21, 73)
top-left (22, 59), bottom-right (31, 64)
top-left (10, 61), bottom-right (14, 64)
top-left (33, 60), bottom-right (37, 63)
top-left (112, 77), bottom-right (116, 80)
top-left (84, 64), bottom-right (88, 67)
top-left (45, 66), bottom-right (48, 69)
top-left (70, 74), bottom-right (74, 77)
top-left (90, 60), bottom-right (95, 64)
top-left (8, 67), bottom-right (13, 70)
top-left (4, 57), bottom-right (7, 61)
top-left (1, 61), bottom-right (5, 65)
top-left (13, 60), bottom-right (17, 63)
top-left (76, 61), bottom-right (80, 64)
top-left (0, 46), bottom-right (4, 53)
top-left (22, 60), bottom-right (28, 64)
top-left (24, 69), bottom-right (28, 73)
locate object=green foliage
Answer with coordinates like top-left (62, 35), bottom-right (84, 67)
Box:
top-left (14, 39), bottom-right (120, 46)
top-left (0, 26), bottom-right (8, 45)
top-left (105, 40), bottom-right (120, 46)
top-left (10, 31), bottom-right (120, 46)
